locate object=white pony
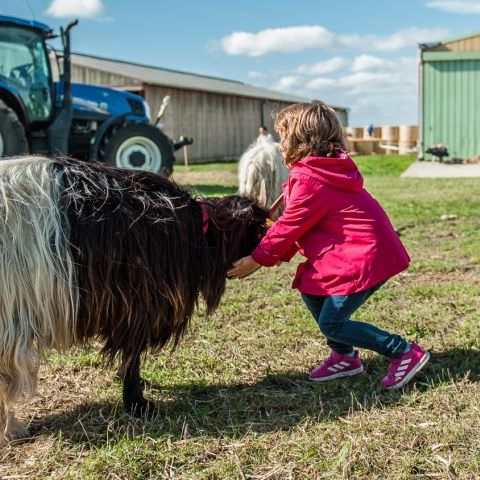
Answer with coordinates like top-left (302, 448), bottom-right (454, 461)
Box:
top-left (238, 137), bottom-right (289, 214)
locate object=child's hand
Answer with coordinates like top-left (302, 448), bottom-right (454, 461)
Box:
top-left (227, 256), bottom-right (261, 279)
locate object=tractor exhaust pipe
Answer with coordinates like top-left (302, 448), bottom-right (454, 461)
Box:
top-left (61, 20), bottom-right (78, 117)
top-left (48, 19), bottom-right (78, 155)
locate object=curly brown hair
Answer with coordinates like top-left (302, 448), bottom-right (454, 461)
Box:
top-left (274, 101), bottom-right (347, 166)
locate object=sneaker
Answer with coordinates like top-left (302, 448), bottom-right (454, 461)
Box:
top-left (381, 343), bottom-right (430, 390)
top-left (309, 350), bottom-right (364, 382)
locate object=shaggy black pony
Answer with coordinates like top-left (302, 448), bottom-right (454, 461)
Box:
top-left (0, 156), bottom-right (268, 443)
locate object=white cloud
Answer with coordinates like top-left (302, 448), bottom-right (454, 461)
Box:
top-left (296, 57), bottom-right (347, 75)
top-left (221, 26), bottom-right (334, 56)
top-left (46, 0), bottom-right (105, 18)
top-left (302, 71), bottom-right (415, 98)
top-left (339, 27), bottom-right (448, 51)
top-left (304, 77), bottom-right (337, 90)
top-left (351, 55), bottom-right (391, 72)
top-left (220, 25), bottom-right (448, 56)
top-left (247, 71), bottom-right (266, 79)
top-left (271, 55), bottom-right (418, 125)
top-left (350, 55), bottom-right (417, 72)
top-left (291, 55), bottom-right (417, 79)
top-left (426, 1), bottom-right (480, 14)
top-left (273, 75), bottom-right (303, 90)
top-left (368, 27), bottom-right (448, 50)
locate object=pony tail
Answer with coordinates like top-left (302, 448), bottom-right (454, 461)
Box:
top-left (0, 157), bottom-right (79, 441)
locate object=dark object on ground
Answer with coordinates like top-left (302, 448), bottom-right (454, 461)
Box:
top-left (426, 146), bottom-right (449, 162)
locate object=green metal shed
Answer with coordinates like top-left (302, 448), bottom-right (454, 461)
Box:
top-left (419, 33), bottom-right (480, 161)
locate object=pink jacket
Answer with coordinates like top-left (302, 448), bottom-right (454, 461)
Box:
top-left (251, 153), bottom-right (410, 296)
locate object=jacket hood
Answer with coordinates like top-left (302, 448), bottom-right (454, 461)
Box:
top-left (292, 152), bottom-right (364, 192)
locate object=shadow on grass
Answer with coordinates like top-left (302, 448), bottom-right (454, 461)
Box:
top-left (185, 184), bottom-right (237, 196)
top-left (28, 348), bottom-right (480, 446)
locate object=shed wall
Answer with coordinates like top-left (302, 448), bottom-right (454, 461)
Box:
top-left (144, 85), bottom-right (296, 162)
top-left (422, 58), bottom-right (480, 159)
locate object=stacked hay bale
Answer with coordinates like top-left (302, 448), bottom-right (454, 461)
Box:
top-left (398, 125), bottom-right (418, 155)
top-left (381, 126), bottom-right (400, 155)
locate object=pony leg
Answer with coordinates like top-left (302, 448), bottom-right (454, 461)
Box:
top-left (4, 414), bottom-right (29, 443)
top-left (0, 380), bottom-right (31, 445)
top-left (122, 352), bottom-right (155, 417)
top-left (115, 351), bottom-right (128, 380)
top-left (0, 346), bottom-right (37, 445)
top-left (116, 352), bottom-right (147, 388)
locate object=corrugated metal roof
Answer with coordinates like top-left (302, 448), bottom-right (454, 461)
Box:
top-left (421, 32), bottom-right (480, 51)
top-left (71, 52), bottom-right (346, 110)
top-left (437, 31), bottom-right (480, 46)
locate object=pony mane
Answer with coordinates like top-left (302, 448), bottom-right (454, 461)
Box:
top-left (199, 195), bottom-right (269, 313)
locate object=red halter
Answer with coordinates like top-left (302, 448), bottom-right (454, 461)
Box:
top-left (198, 201), bottom-right (209, 234)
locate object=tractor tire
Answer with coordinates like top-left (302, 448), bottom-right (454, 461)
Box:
top-left (103, 124), bottom-right (175, 176)
top-left (0, 99), bottom-right (28, 157)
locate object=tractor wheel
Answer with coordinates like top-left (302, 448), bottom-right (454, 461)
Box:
top-left (103, 124), bottom-right (175, 176)
top-left (0, 99), bottom-right (28, 157)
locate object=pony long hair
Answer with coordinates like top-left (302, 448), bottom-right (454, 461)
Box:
top-left (0, 156), bottom-right (268, 442)
top-left (0, 157), bottom-right (78, 439)
top-left (238, 138), bottom-right (289, 213)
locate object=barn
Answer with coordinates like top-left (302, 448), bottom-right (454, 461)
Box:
top-left (419, 33), bottom-right (480, 161)
top-left (71, 53), bottom-right (349, 163)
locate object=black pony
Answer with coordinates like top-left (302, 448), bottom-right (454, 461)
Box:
top-left (0, 156), bottom-right (268, 443)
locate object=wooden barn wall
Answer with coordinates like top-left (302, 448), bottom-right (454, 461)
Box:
top-left (145, 86), bottom-right (294, 162)
top-left (72, 65), bottom-right (142, 88)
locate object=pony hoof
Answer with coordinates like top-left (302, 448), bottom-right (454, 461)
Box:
top-left (5, 418), bottom-right (30, 444)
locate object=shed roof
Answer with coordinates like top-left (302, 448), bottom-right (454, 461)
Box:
top-left (71, 52), bottom-right (347, 110)
top-left (421, 31), bottom-right (480, 52)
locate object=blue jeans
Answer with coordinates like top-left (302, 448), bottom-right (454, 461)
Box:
top-left (301, 283), bottom-right (408, 358)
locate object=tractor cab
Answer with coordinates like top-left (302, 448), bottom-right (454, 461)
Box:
top-left (0, 17), bottom-right (53, 128)
top-left (0, 15), bottom-right (192, 174)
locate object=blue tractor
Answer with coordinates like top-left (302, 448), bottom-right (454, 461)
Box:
top-left (0, 16), bottom-right (191, 174)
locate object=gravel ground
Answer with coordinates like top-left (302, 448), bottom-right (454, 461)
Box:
top-left (401, 161), bottom-right (480, 178)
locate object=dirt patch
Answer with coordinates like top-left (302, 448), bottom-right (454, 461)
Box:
top-left (173, 170), bottom-right (237, 186)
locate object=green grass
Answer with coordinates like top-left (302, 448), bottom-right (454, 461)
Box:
top-left (3, 155), bottom-right (480, 479)
top-left (354, 154), bottom-right (415, 177)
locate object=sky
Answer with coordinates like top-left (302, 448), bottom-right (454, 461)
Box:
top-left (2, 0), bottom-right (480, 125)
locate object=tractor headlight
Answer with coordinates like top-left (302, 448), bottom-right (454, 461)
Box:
top-left (127, 98), bottom-right (150, 119)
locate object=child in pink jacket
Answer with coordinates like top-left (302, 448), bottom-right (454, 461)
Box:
top-left (228, 102), bottom-right (429, 389)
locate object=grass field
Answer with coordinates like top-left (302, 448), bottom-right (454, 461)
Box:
top-left (3, 155), bottom-right (480, 479)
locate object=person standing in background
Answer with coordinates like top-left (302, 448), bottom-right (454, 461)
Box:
top-left (257, 125), bottom-right (274, 143)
